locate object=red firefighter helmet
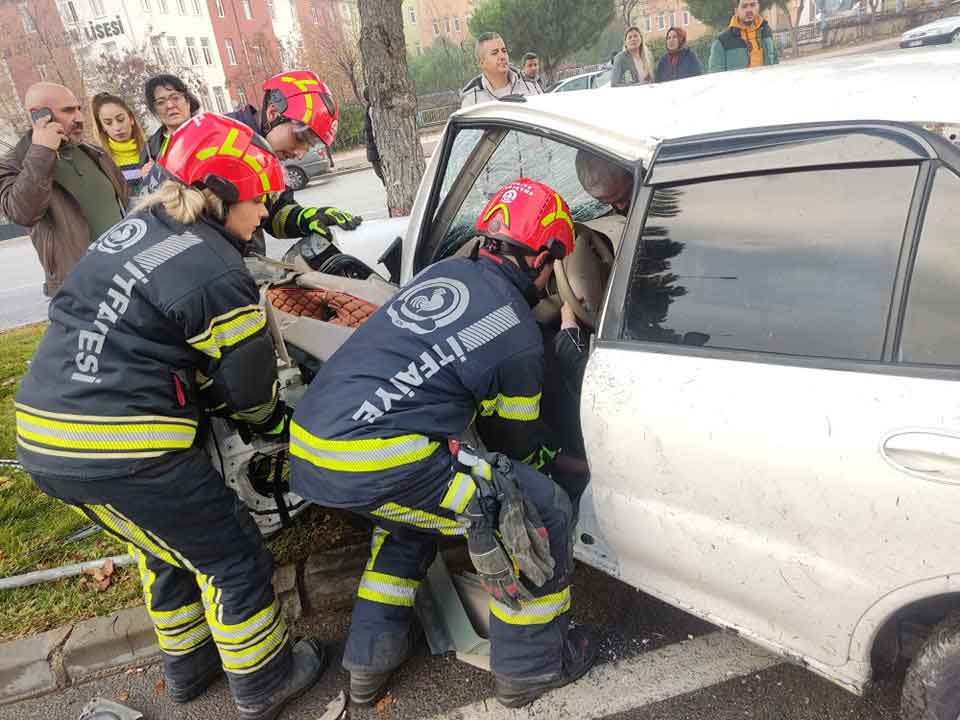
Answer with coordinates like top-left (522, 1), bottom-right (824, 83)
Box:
top-left (262, 70), bottom-right (339, 148)
top-left (160, 112), bottom-right (285, 203)
top-left (475, 178), bottom-right (576, 259)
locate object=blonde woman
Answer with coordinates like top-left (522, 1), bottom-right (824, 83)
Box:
top-left (611, 26), bottom-right (654, 86)
top-left (92, 92), bottom-right (148, 197)
top-left (15, 113), bottom-right (326, 720)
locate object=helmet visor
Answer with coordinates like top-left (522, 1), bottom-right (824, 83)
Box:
top-left (290, 121), bottom-right (324, 148)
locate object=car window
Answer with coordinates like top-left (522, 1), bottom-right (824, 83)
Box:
top-left (622, 165), bottom-right (918, 360)
top-left (437, 128), bottom-right (484, 210)
top-left (559, 76), bottom-right (589, 92)
top-left (432, 130), bottom-right (614, 262)
top-left (593, 69), bottom-right (611, 88)
top-left (899, 167), bottom-right (960, 366)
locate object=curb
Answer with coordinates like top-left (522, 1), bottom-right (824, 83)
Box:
top-left (0, 542), bottom-right (368, 707)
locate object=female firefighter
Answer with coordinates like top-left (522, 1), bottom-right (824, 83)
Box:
top-left (14, 113), bottom-right (325, 720)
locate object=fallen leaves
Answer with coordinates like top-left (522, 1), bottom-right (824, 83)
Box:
top-left (83, 557), bottom-right (115, 592)
top-left (154, 677), bottom-right (166, 695)
top-left (375, 692), bottom-right (395, 713)
top-left (0, 476), bottom-right (11, 491)
top-left (116, 690), bottom-right (129, 702)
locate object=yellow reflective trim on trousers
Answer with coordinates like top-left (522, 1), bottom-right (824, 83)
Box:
top-left (369, 502), bottom-right (464, 536)
top-left (16, 411), bottom-right (196, 452)
top-left (289, 425), bottom-right (440, 472)
top-left (188, 305), bottom-right (265, 359)
top-left (439, 472), bottom-right (476, 514)
top-left (489, 587), bottom-right (571, 626)
top-left (357, 570), bottom-right (420, 608)
top-left (86, 505), bottom-right (197, 572)
top-left (479, 392), bottom-right (541, 421)
top-left (366, 527), bottom-right (390, 570)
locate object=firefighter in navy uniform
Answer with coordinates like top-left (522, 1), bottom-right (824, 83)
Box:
top-left (226, 69), bottom-right (363, 260)
top-left (289, 178), bottom-right (598, 709)
top-left (15, 114), bottom-right (325, 720)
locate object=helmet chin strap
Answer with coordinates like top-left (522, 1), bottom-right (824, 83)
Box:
top-left (479, 238), bottom-right (545, 307)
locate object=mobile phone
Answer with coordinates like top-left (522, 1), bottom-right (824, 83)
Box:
top-left (30, 107), bottom-right (54, 124)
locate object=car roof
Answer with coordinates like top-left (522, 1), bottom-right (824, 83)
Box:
top-left (452, 47), bottom-right (960, 164)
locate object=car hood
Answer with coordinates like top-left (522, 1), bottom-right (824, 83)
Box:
top-left (330, 216), bottom-right (409, 278)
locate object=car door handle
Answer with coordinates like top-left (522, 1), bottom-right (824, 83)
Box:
top-left (882, 431), bottom-right (960, 483)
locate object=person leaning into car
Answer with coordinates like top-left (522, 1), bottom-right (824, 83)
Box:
top-left (0, 81), bottom-right (128, 297)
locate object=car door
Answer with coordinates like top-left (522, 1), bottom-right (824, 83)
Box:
top-left (581, 122), bottom-right (960, 673)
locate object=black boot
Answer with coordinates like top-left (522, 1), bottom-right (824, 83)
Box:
top-left (236, 638), bottom-right (327, 720)
top-left (494, 626), bottom-right (598, 709)
top-left (349, 667), bottom-right (392, 706)
top-left (166, 640), bottom-right (223, 703)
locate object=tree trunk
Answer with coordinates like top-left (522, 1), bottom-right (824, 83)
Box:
top-left (358, 0), bottom-right (426, 217)
top-left (793, 0), bottom-right (805, 55)
top-left (783, 7), bottom-right (799, 58)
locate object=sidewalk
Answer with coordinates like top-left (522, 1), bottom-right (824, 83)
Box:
top-left (329, 127), bottom-right (445, 176)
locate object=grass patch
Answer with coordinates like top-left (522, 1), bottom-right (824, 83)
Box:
top-left (0, 323), bottom-right (361, 642)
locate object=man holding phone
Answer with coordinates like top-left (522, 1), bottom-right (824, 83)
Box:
top-left (0, 82), bottom-right (128, 297)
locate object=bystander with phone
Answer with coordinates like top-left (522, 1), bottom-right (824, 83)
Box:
top-left (0, 82), bottom-right (128, 297)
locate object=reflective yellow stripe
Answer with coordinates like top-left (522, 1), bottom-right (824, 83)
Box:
top-left (483, 202), bottom-right (511, 227)
top-left (479, 392), bottom-right (541, 421)
top-left (133, 546), bottom-right (210, 655)
top-left (289, 425), bottom-right (440, 472)
top-left (87, 505), bottom-right (197, 572)
top-left (369, 502), bottom-right (464, 536)
top-left (241, 153), bottom-right (271, 192)
top-left (367, 526), bottom-right (389, 570)
top-left (540, 192), bottom-right (574, 235)
top-left (523, 445), bottom-right (559, 471)
top-left (271, 203), bottom-right (296, 236)
top-left (489, 587), bottom-right (571, 626)
top-left (16, 410), bottom-right (196, 452)
top-left (439, 472), bottom-right (476, 514)
top-left (357, 570), bottom-right (420, 607)
top-left (230, 381), bottom-right (279, 425)
top-left (188, 305), bottom-right (265, 359)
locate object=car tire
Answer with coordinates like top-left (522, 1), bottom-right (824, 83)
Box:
top-left (285, 166), bottom-right (308, 191)
top-left (901, 610), bottom-right (960, 720)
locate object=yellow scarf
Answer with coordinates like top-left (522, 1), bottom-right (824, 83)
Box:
top-left (730, 15), bottom-right (765, 68)
top-left (107, 137), bottom-right (141, 167)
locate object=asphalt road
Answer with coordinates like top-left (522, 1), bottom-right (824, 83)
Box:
top-left (0, 168), bottom-right (389, 331)
top-left (0, 562), bottom-right (905, 720)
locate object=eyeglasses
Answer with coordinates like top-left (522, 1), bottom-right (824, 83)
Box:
top-left (154, 91), bottom-right (187, 109)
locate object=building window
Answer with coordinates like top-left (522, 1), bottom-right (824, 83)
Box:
top-left (237, 87), bottom-right (247, 106)
top-left (192, 0), bottom-right (202, 13)
top-left (252, 43), bottom-right (264, 66)
top-left (241, 0), bottom-right (252, 19)
top-left (409, 6), bottom-right (416, 22)
top-left (158, 0), bottom-right (169, 12)
top-left (18, 3), bottom-right (35, 32)
top-left (186, 37), bottom-right (200, 64)
top-left (670, 12), bottom-right (676, 27)
top-left (268, 0), bottom-right (276, 18)
top-left (310, 3), bottom-right (320, 22)
top-left (657, 13), bottom-right (665, 29)
top-left (176, 0), bottom-right (187, 13)
top-left (167, 36), bottom-right (181, 63)
top-left (141, 0), bottom-right (152, 10)
top-left (37, 64), bottom-right (48, 79)
top-left (643, 15), bottom-right (651, 31)
top-left (201, 37), bottom-right (213, 64)
top-left (215, 0), bottom-right (224, 16)
top-left (225, 38), bottom-right (237, 64)
top-left (444, 16), bottom-right (451, 32)
top-left (454, 15), bottom-right (461, 31)
top-left (58, 1), bottom-right (80, 24)
top-left (89, 0), bottom-right (106, 15)
top-left (150, 37), bottom-right (164, 63)
top-left (432, 19), bottom-right (439, 35)
top-left (683, 10), bottom-right (690, 24)
top-left (103, 40), bottom-right (117, 54)
top-left (213, 87), bottom-right (228, 112)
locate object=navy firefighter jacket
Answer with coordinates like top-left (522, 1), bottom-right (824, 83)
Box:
top-left (289, 255), bottom-right (556, 509)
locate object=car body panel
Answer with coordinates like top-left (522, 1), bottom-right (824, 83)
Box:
top-left (900, 15), bottom-right (960, 46)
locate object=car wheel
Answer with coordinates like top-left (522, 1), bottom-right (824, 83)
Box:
top-left (285, 166), bottom-right (308, 191)
top-left (901, 610), bottom-right (960, 720)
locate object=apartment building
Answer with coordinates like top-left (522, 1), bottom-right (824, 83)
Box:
top-left (206, 0), bottom-right (283, 109)
top-left (405, 0), bottom-right (475, 53)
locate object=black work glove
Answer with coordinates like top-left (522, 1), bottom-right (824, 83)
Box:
top-left (319, 206), bottom-right (363, 230)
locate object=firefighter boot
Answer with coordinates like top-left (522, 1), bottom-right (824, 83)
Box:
top-left (494, 626), bottom-right (598, 709)
top-left (236, 639), bottom-right (327, 720)
top-left (166, 640), bottom-right (223, 703)
top-left (347, 629), bottom-right (415, 706)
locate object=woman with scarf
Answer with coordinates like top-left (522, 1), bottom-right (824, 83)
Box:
top-left (611, 26), bottom-right (654, 87)
top-left (92, 93), bottom-right (149, 199)
top-left (655, 27), bottom-right (704, 83)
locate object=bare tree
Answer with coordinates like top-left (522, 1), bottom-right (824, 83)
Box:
top-left (300, 13), bottom-right (364, 104)
top-left (358, 0), bottom-right (424, 217)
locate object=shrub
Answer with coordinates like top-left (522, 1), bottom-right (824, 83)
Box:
top-left (331, 104), bottom-right (365, 152)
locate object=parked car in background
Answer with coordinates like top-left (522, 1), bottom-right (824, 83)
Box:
top-left (549, 68), bottom-right (611, 92)
top-left (282, 148), bottom-right (330, 190)
top-left (900, 15), bottom-right (960, 47)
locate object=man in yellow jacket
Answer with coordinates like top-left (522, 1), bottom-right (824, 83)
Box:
top-left (708, 0), bottom-right (780, 72)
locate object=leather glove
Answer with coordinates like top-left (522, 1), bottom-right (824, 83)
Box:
top-left (319, 206), bottom-right (363, 230)
top-left (454, 445), bottom-right (555, 600)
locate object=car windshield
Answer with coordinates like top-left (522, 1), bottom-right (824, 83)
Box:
top-left (429, 127), bottom-right (618, 263)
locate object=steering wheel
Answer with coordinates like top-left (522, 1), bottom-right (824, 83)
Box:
top-left (554, 224), bottom-right (616, 331)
